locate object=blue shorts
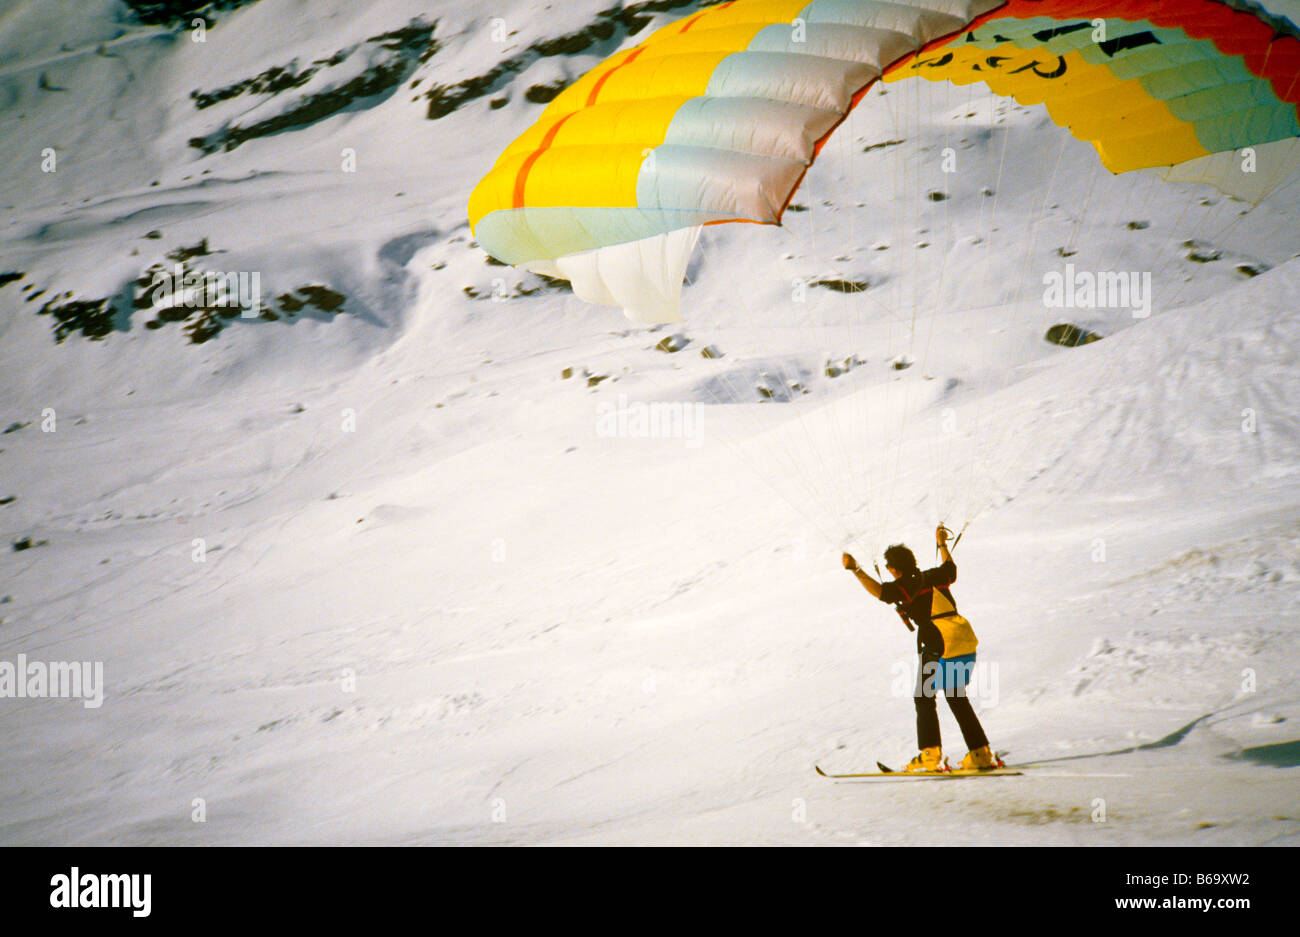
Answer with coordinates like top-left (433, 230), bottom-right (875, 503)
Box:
top-left (923, 653), bottom-right (976, 693)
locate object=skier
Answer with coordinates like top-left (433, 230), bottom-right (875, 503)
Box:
top-left (842, 525), bottom-right (998, 772)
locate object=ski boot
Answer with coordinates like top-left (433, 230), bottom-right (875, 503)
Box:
top-left (957, 745), bottom-right (1002, 771)
top-left (902, 746), bottom-right (944, 773)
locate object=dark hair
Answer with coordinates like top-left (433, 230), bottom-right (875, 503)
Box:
top-left (883, 544), bottom-right (918, 575)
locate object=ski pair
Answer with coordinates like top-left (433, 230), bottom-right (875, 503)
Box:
top-left (815, 754), bottom-right (1021, 779)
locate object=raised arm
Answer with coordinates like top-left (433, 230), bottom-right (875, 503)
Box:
top-left (936, 525), bottom-right (955, 581)
top-left (842, 552), bottom-right (883, 600)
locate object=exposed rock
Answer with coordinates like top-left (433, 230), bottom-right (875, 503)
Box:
top-left (423, 0), bottom-right (707, 119)
top-left (190, 21), bottom-right (439, 153)
top-left (1045, 323), bottom-right (1103, 347)
top-left (654, 333), bottom-right (689, 353)
top-left (810, 278), bottom-right (868, 294)
top-left (863, 139), bottom-right (904, 153)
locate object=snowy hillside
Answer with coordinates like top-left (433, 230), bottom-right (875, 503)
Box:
top-left (1, 0), bottom-right (1298, 846)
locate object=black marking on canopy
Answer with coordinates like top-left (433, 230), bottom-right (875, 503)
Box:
top-left (1031, 21), bottom-right (1093, 43)
top-left (1098, 31), bottom-right (1161, 58)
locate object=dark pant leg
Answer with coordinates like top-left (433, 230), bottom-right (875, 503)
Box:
top-left (944, 691), bottom-right (989, 751)
top-left (913, 653), bottom-right (941, 749)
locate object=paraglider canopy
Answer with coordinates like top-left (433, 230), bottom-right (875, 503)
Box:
top-left (469, 0), bottom-right (1300, 321)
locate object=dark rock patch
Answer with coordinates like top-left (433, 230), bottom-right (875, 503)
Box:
top-left (524, 81), bottom-right (569, 104)
top-left (654, 333), bottom-right (689, 353)
top-left (123, 1), bottom-right (262, 28)
top-left (1045, 323), bottom-right (1103, 347)
top-left (423, 0), bottom-right (712, 120)
top-left (189, 20), bottom-right (439, 154)
top-left (810, 278), bottom-right (868, 294)
top-left (863, 139), bottom-right (904, 153)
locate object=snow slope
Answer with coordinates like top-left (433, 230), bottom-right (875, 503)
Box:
top-left (0, 0), bottom-right (1298, 845)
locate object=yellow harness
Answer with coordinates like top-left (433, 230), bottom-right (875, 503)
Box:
top-left (895, 582), bottom-right (979, 659)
